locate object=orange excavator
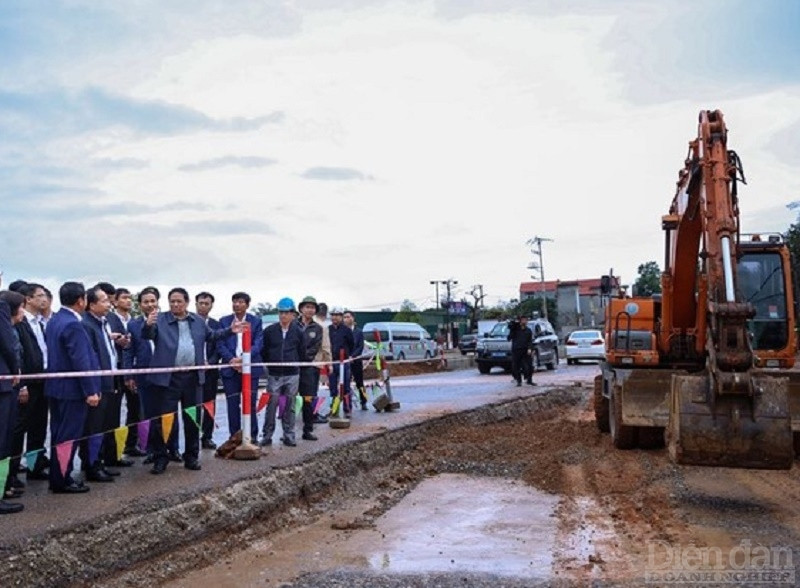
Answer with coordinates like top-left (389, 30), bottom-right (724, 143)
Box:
top-left (595, 109), bottom-right (798, 469)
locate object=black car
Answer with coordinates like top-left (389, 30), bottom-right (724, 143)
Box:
top-left (475, 319), bottom-right (559, 374)
top-left (457, 333), bottom-right (478, 355)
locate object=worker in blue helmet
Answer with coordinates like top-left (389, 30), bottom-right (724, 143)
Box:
top-left (260, 297), bottom-right (305, 447)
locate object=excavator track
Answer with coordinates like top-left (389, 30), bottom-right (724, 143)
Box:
top-left (667, 373), bottom-right (794, 469)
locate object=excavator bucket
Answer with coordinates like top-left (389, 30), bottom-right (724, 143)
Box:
top-left (667, 373), bottom-right (793, 469)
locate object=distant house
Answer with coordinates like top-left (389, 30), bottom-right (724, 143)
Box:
top-left (520, 276), bottom-right (621, 339)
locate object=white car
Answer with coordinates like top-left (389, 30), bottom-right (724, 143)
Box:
top-left (565, 329), bottom-right (605, 364)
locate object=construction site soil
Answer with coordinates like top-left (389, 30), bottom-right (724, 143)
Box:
top-left (6, 365), bottom-right (800, 587)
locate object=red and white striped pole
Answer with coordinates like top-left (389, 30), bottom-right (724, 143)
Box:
top-left (241, 324), bottom-right (252, 444)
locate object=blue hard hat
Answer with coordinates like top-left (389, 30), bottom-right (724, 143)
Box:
top-left (276, 297), bottom-right (295, 312)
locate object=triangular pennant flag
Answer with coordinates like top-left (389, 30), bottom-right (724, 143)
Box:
top-left (114, 427), bottom-right (128, 461)
top-left (256, 392), bottom-right (270, 413)
top-left (24, 448), bottom-right (44, 471)
top-left (161, 413), bottom-right (175, 444)
top-left (375, 352), bottom-right (382, 371)
top-left (0, 457), bottom-right (9, 494)
top-left (277, 394), bottom-right (287, 418)
top-left (313, 397), bottom-right (325, 415)
top-left (88, 434), bottom-right (103, 465)
top-left (203, 400), bottom-right (216, 420)
top-left (138, 420), bottom-right (150, 451)
top-left (331, 396), bottom-right (341, 417)
top-left (56, 441), bottom-right (73, 479)
top-left (294, 394), bottom-right (303, 415)
top-left (183, 406), bottom-right (200, 430)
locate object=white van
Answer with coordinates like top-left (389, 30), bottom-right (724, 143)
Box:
top-left (361, 322), bottom-right (438, 361)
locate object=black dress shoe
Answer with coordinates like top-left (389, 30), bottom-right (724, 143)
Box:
top-left (124, 447), bottom-right (148, 457)
top-left (150, 460), bottom-right (168, 475)
top-left (258, 438), bottom-right (272, 447)
top-left (0, 500), bottom-right (24, 514)
top-left (302, 432), bottom-right (318, 441)
top-left (281, 438), bottom-right (297, 447)
top-left (9, 476), bottom-right (25, 489)
top-left (50, 483), bottom-right (90, 494)
top-left (86, 469), bottom-right (115, 483)
top-left (168, 451), bottom-right (183, 463)
top-left (184, 459), bottom-right (202, 471)
top-left (107, 458), bottom-right (134, 467)
top-left (201, 439), bottom-right (217, 450)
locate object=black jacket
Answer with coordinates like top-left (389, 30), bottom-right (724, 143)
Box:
top-left (329, 323), bottom-right (354, 362)
top-left (507, 321), bottom-right (533, 351)
top-left (16, 319), bottom-right (44, 383)
top-left (261, 321), bottom-right (305, 376)
top-left (297, 318), bottom-right (323, 363)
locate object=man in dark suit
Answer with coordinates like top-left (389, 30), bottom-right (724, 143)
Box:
top-left (79, 286), bottom-right (126, 482)
top-left (0, 291), bottom-right (24, 514)
top-left (144, 287), bottom-right (242, 474)
top-left (195, 292), bottom-right (221, 449)
top-left (9, 283), bottom-right (48, 485)
top-left (216, 292), bottom-right (263, 442)
top-left (45, 282), bottom-right (101, 494)
top-left (94, 282), bottom-right (134, 469)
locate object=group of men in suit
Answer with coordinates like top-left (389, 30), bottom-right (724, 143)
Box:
top-left (0, 278), bottom-right (368, 514)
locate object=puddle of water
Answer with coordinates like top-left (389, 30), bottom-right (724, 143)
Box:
top-left (367, 473), bottom-right (559, 577)
top-left (167, 473), bottom-right (560, 587)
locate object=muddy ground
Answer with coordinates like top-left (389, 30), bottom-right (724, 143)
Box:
top-left (87, 383), bottom-right (800, 588)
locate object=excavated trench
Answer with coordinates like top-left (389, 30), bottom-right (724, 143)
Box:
top-left (5, 387), bottom-right (582, 588)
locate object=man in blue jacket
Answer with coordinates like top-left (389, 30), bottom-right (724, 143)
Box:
top-left (195, 291), bottom-right (221, 449)
top-left (45, 282), bottom-right (101, 494)
top-left (144, 287), bottom-right (242, 474)
top-left (216, 292), bottom-right (263, 442)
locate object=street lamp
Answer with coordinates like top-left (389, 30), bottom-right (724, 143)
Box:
top-left (526, 236), bottom-right (553, 322)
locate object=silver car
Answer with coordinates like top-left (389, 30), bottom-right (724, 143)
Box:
top-left (565, 329), bottom-right (605, 364)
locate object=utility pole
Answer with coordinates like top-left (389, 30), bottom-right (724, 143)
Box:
top-left (431, 278), bottom-right (458, 348)
top-left (429, 280), bottom-right (441, 309)
top-left (526, 236), bottom-right (553, 322)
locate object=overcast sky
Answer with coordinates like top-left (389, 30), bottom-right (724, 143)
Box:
top-left (2, 0), bottom-right (799, 312)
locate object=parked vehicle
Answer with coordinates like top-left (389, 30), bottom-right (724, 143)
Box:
top-left (565, 329), bottom-right (605, 364)
top-left (475, 318), bottom-right (559, 374)
top-left (458, 333), bottom-right (478, 355)
top-left (362, 321), bottom-right (437, 361)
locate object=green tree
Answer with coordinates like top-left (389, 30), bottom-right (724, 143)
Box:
top-left (785, 220), bottom-right (800, 278)
top-left (394, 299), bottom-right (421, 323)
top-left (633, 261), bottom-right (662, 297)
top-left (251, 302), bottom-right (273, 317)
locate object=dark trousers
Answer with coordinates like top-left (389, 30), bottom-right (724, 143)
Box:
top-left (511, 349), bottom-right (532, 383)
top-left (223, 374), bottom-right (259, 440)
top-left (150, 372), bottom-right (200, 465)
top-left (328, 362), bottom-right (352, 414)
top-left (79, 390), bottom-right (113, 471)
top-left (0, 390), bottom-right (18, 467)
top-left (10, 381), bottom-right (48, 475)
top-left (139, 381), bottom-right (178, 453)
top-left (123, 381), bottom-right (141, 451)
top-left (351, 360), bottom-right (367, 405)
top-left (299, 366), bottom-right (319, 434)
top-left (49, 397), bottom-right (88, 490)
top-left (102, 388), bottom-right (123, 464)
top-left (201, 368), bottom-right (219, 442)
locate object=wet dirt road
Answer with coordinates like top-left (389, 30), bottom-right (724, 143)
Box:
top-left (145, 362), bottom-right (800, 587)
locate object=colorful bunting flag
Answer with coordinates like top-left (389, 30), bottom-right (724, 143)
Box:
top-left (24, 448), bottom-right (44, 471)
top-left (331, 396), bottom-right (341, 417)
top-left (256, 392), bottom-right (270, 413)
top-left (277, 394), bottom-right (287, 418)
top-left (294, 394), bottom-right (303, 415)
top-left (0, 457), bottom-right (9, 495)
top-left (138, 420), bottom-right (150, 451)
top-left (313, 397), bottom-right (325, 415)
top-left (375, 351), bottom-right (382, 371)
top-left (56, 441), bottom-right (73, 478)
top-left (114, 427), bottom-right (128, 461)
top-left (203, 400), bottom-right (215, 420)
top-left (161, 413), bottom-right (175, 443)
top-left (183, 406), bottom-right (200, 430)
top-left (88, 434), bottom-right (103, 465)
